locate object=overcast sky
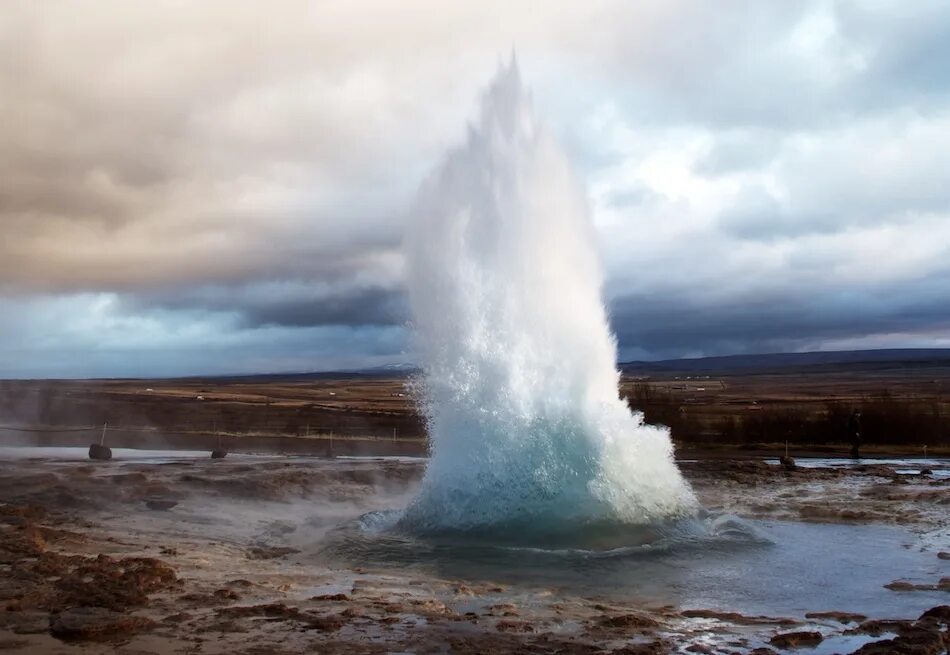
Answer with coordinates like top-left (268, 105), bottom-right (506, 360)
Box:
top-left (3, 1), bottom-right (950, 378)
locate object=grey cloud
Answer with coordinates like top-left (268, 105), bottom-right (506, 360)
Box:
top-left (716, 186), bottom-right (788, 240)
top-left (610, 275), bottom-right (950, 359)
top-left (707, 114), bottom-right (950, 243)
top-left (593, 2), bottom-right (950, 131)
top-left (605, 185), bottom-right (661, 210)
top-left (835, 2), bottom-right (950, 100)
top-left (239, 289), bottom-right (404, 328)
top-left (694, 130), bottom-right (782, 176)
top-left (716, 189), bottom-right (865, 243)
top-left (123, 283), bottom-right (407, 329)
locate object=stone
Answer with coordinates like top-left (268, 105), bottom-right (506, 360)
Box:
top-left (144, 499), bottom-right (178, 511)
top-left (769, 631), bottom-right (823, 648)
top-left (88, 444), bottom-right (112, 461)
top-left (50, 607), bottom-right (154, 641)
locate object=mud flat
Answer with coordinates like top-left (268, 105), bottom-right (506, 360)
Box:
top-left (0, 451), bottom-right (947, 654)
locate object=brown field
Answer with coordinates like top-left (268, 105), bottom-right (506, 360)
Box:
top-left (622, 362), bottom-right (950, 452)
top-left (0, 376), bottom-right (426, 457)
top-left (1, 359), bottom-right (949, 457)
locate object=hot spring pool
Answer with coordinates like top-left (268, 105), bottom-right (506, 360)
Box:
top-left (321, 514), bottom-right (948, 621)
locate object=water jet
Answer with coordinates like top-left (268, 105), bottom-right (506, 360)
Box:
top-left (399, 59), bottom-right (695, 535)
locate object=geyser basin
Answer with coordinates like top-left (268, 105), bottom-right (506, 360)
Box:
top-left (322, 515), bottom-right (947, 620)
top-left (400, 58), bottom-right (695, 533)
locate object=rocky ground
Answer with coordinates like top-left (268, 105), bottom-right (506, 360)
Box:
top-left (0, 453), bottom-right (947, 654)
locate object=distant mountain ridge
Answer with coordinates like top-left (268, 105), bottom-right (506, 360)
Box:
top-left (202, 348), bottom-right (950, 382)
top-left (619, 348), bottom-right (950, 374)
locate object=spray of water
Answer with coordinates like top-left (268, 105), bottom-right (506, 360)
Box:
top-left (400, 59), bottom-right (697, 534)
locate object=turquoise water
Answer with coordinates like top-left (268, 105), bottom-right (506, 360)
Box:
top-left (323, 514), bottom-right (948, 620)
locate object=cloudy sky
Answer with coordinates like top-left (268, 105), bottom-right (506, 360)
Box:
top-left (3, 1), bottom-right (950, 378)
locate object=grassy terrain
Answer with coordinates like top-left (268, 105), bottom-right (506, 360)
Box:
top-left (621, 362), bottom-right (950, 451)
top-left (1, 355), bottom-right (949, 455)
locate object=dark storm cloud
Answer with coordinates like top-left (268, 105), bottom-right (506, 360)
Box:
top-left (122, 284), bottom-right (407, 329)
top-left (610, 275), bottom-right (950, 359)
top-left (238, 287), bottom-right (405, 328)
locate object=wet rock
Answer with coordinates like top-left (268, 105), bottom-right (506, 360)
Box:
top-left (50, 607), bottom-right (154, 641)
top-left (680, 609), bottom-right (795, 626)
top-left (179, 588), bottom-right (240, 605)
top-left (0, 639), bottom-right (30, 650)
top-left (487, 602), bottom-right (519, 617)
top-left (246, 545), bottom-right (300, 560)
top-left (610, 639), bottom-right (669, 654)
top-left (144, 499), bottom-right (177, 511)
top-left (885, 580), bottom-right (921, 591)
top-left (847, 606), bottom-right (950, 655)
top-left (214, 588), bottom-right (241, 601)
top-left (855, 465), bottom-right (898, 478)
top-left (0, 505), bottom-right (45, 522)
top-left (216, 603), bottom-right (343, 631)
top-left (306, 614), bottom-right (345, 631)
top-left (0, 525), bottom-right (47, 560)
top-left (884, 578), bottom-right (948, 591)
top-left (111, 473), bottom-right (148, 486)
top-left (769, 630), bottom-right (823, 648)
top-left (778, 455), bottom-right (797, 471)
top-left (218, 602), bottom-right (304, 620)
top-left (599, 613), bottom-right (659, 630)
top-left (9, 611), bottom-right (50, 634)
top-left (851, 626), bottom-right (947, 654)
top-left (161, 612), bottom-right (192, 624)
top-left (681, 608), bottom-right (745, 621)
top-left (805, 610), bottom-right (867, 623)
top-left (937, 551), bottom-right (950, 560)
top-left (919, 605), bottom-right (950, 622)
top-left (210, 450), bottom-right (227, 459)
top-left (0, 516), bottom-right (25, 528)
top-left (311, 593), bottom-right (350, 601)
top-left (848, 618), bottom-right (913, 635)
top-left (55, 554), bottom-right (179, 611)
top-left (88, 444), bottom-right (112, 461)
top-left (409, 598), bottom-right (448, 614)
top-left (495, 619), bottom-right (534, 632)
top-left (799, 504), bottom-right (878, 521)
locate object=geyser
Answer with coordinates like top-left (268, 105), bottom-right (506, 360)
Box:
top-left (400, 59), bottom-right (696, 533)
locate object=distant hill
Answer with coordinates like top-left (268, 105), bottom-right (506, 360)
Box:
top-left (173, 348), bottom-right (950, 382)
top-left (620, 348), bottom-right (950, 375)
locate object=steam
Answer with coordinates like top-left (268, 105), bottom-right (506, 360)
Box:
top-left (400, 58), bottom-right (696, 532)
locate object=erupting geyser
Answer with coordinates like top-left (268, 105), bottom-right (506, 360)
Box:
top-left (400, 59), bottom-right (696, 534)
